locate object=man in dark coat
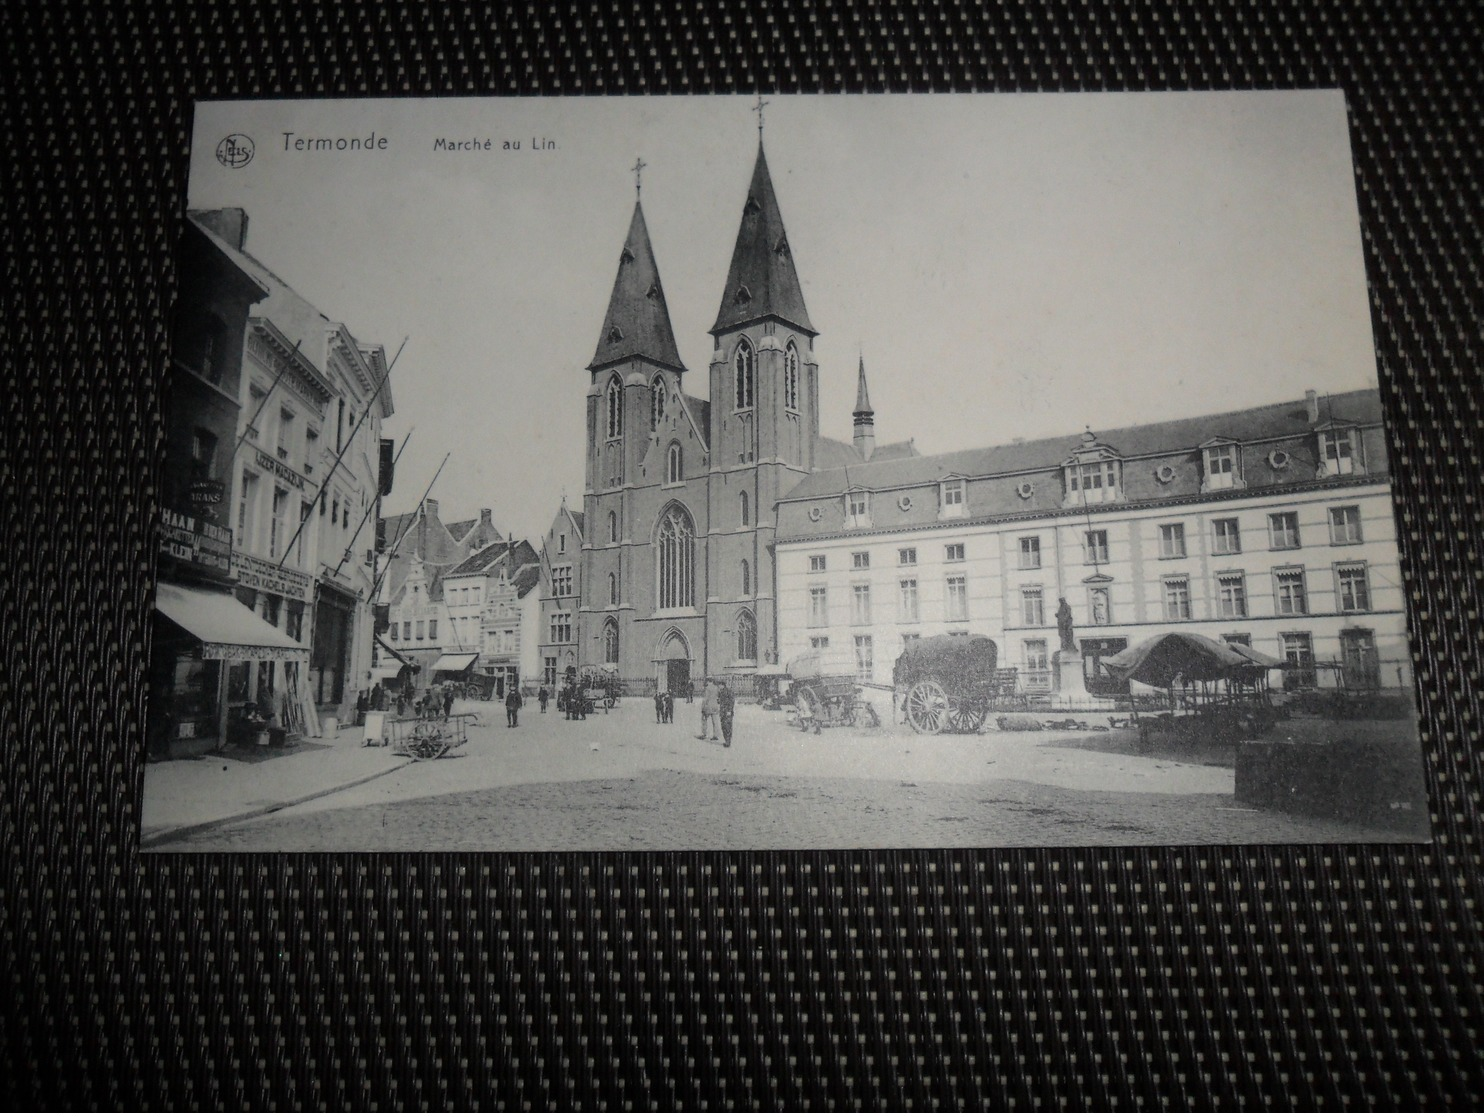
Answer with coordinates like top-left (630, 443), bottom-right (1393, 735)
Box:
top-left (506, 686), bottom-right (523, 728)
top-left (654, 691), bottom-right (666, 723)
top-left (538, 685), bottom-right (549, 714)
top-left (717, 680), bottom-right (735, 749)
top-left (442, 685), bottom-right (454, 722)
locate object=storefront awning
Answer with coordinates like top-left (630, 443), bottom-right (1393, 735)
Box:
top-left (155, 580), bottom-right (309, 662)
top-left (431, 652), bottom-right (479, 673)
top-left (368, 664), bottom-right (405, 680)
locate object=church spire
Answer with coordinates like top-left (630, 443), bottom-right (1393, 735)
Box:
top-left (710, 143), bottom-right (816, 338)
top-left (853, 355), bottom-right (875, 461)
top-left (588, 200), bottom-right (685, 372)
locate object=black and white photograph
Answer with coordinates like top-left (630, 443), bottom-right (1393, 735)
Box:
top-left (142, 92), bottom-right (1428, 851)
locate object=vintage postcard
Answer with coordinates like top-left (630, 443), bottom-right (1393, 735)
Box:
top-left (141, 93), bottom-right (1427, 851)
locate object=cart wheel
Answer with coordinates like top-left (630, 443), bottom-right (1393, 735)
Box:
top-left (946, 697), bottom-right (988, 734)
top-left (905, 680), bottom-right (949, 735)
top-left (409, 721), bottom-right (445, 760)
top-left (605, 695), bottom-right (617, 710)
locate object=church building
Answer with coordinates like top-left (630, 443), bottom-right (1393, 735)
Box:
top-left (571, 139), bottom-right (915, 695)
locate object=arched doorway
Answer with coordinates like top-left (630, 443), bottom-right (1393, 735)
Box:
top-left (655, 628), bottom-right (691, 697)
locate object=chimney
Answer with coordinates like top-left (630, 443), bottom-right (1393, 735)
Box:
top-left (191, 207), bottom-right (250, 250)
top-left (480, 508), bottom-right (494, 527)
top-left (1305, 389), bottom-right (1320, 424)
top-left (423, 498), bottom-right (439, 522)
top-left (852, 356), bottom-right (876, 463)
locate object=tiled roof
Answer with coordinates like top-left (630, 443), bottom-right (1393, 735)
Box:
top-left (680, 393), bottom-right (711, 448)
top-left (815, 436), bottom-right (919, 469)
top-left (446, 540), bottom-right (512, 579)
top-left (589, 202), bottom-right (685, 372)
top-left (710, 145), bottom-right (815, 337)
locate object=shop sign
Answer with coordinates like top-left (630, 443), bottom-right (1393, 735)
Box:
top-left (189, 479), bottom-right (226, 508)
top-left (160, 506), bottom-right (232, 575)
top-left (254, 448), bottom-right (307, 491)
top-left (231, 551), bottom-right (313, 601)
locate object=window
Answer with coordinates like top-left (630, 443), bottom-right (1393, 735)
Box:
top-left (607, 572), bottom-right (618, 607)
top-left (735, 610), bottom-right (757, 662)
top-left (1213, 518), bottom-right (1241, 555)
top-left (810, 636), bottom-right (830, 650)
top-left (1320, 429), bottom-right (1355, 476)
top-left (415, 619), bottom-right (425, 640)
top-left (1021, 588), bottom-right (1044, 627)
top-left (1280, 632), bottom-right (1317, 689)
top-left (544, 658), bottom-right (557, 687)
top-left (277, 408), bottom-right (295, 461)
top-left (940, 478), bottom-right (965, 518)
top-left (1275, 569), bottom-right (1308, 615)
top-left (783, 342), bottom-right (801, 412)
top-left (650, 375), bottom-right (666, 430)
top-left (1217, 573), bottom-right (1248, 619)
top-left (336, 399), bottom-right (345, 451)
top-left (1023, 640), bottom-right (1051, 691)
top-left (656, 507), bottom-right (695, 610)
top-left (808, 587), bottom-right (828, 628)
top-left (236, 470), bottom-right (258, 550)
top-left (269, 487), bottom-right (288, 559)
top-left (853, 635), bottom-right (873, 682)
top-left (944, 542), bottom-right (965, 563)
top-left (851, 584), bottom-right (872, 626)
top-left (898, 547), bottom-right (917, 566)
top-left (1336, 563), bottom-right (1371, 612)
top-left (733, 339), bottom-right (755, 410)
top-left (845, 490), bottom-right (870, 528)
top-left (549, 613), bottom-right (572, 644)
top-left (808, 554), bottom-right (827, 573)
top-left (190, 428), bottom-right (218, 483)
top-left (1162, 577), bottom-right (1191, 621)
top-left (343, 503), bottom-right (350, 531)
top-left (1203, 444), bottom-right (1238, 490)
top-left (605, 376), bottom-right (623, 439)
top-left (1067, 458), bottom-right (1121, 504)
top-left (945, 574), bottom-right (968, 622)
top-left (1018, 537), bottom-right (1041, 570)
top-left (739, 491), bottom-right (750, 527)
top-left (402, 620), bottom-right (411, 641)
top-left (1089, 587), bottom-right (1110, 625)
top-left (1158, 523), bottom-right (1186, 559)
top-left (740, 560), bottom-right (751, 596)
top-left (177, 313), bottom-right (226, 385)
top-left (1269, 512), bottom-right (1301, 550)
top-left (666, 443), bottom-right (682, 484)
top-left (297, 502), bottom-right (311, 564)
top-left (851, 551), bottom-right (870, 570)
top-left (551, 565), bottom-right (573, 597)
top-left (428, 619), bottom-right (438, 641)
top-left (602, 618), bottom-right (619, 664)
top-left (558, 533), bottom-right (566, 554)
top-left (304, 427), bottom-right (318, 475)
top-left (1329, 506), bottom-right (1363, 545)
top-left (1084, 530), bottom-right (1109, 565)
top-left (608, 510), bottom-right (618, 543)
top-left (898, 579), bottom-right (919, 623)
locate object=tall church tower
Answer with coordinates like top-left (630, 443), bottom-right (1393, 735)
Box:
top-left (705, 141), bottom-right (821, 671)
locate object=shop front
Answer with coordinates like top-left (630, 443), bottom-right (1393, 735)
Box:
top-left (226, 551), bottom-right (314, 738)
top-left (311, 584), bottom-right (357, 711)
top-left (151, 580), bottom-right (310, 759)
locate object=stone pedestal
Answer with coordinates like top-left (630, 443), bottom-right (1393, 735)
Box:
top-left (1053, 650), bottom-right (1089, 700)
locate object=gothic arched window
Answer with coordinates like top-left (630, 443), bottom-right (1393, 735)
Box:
top-left (733, 338), bottom-right (755, 411)
top-left (605, 375), bottom-right (623, 439)
top-left (735, 609), bottom-right (757, 662)
top-left (608, 510), bottom-right (618, 543)
top-left (656, 506), bottom-right (695, 610)
top-left (607, 571), bottom-right (618, 606)
top-left (784, 341), bottom-right (800, 412)
top-left (650, 374), bottom-right (666, 430)
top-left (739, 491), bottom-right (750, 527)
top-left (740, 559), bottom-right (751, 596)
top-left (666, 442), bottom-right (683, 485)
top-left (602, 617), bottom-right (619, 664)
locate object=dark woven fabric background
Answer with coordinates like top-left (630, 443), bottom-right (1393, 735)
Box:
top-left (3, 0), bottom-right (1482, 1108)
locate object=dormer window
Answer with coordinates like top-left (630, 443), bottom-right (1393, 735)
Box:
top-left (733, 339), bottom-right (755, 410)
top-left (1065, 458), bottom-right (1122, 506)
top-left (605, 375), bottom-right (623, 439)
top-left (1201, 441), bottom-right (1243, 492)
top-left (845, 489), bottom-right (871, 529)
top-left (939, 478), bottom-right (966, 519)
top-left (1319, 429), bottom-right (1357, 476)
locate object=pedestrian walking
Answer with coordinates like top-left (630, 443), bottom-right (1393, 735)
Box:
top-left (717, 680), bottom-right (735, 748)
top-left (685, 679), bottom-right (695, 704)
top-left (443, 685), bottom-right (454, 722)
top-left (663, 692), bottom-right (674, 723)
top-left (506, 686), bottom-right (523, 728)
top-left (370, 682), bottom-right (385, 712)
top-left (697, 678), bottom-right (720, 741)
top-left (538, 685), bottom-right (549, 714)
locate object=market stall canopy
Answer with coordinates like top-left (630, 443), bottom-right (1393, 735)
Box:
top-left (1226, 642), bottom-right (1284, 668)
top-left (431, 652), bottom-right (479, 673)
top-left (1102, 632), bottom-right (1249, 688)
top-left (155, 581), bottom-right (309, 661)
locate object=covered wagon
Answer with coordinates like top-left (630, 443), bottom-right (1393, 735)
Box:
top-left (893, 634), bottom-right (1001, 734)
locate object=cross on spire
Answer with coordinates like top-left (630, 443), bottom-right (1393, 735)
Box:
top-left (632, 156), bottom-right (647, 198)
top-left (753, 94), bottom-right (770, 139)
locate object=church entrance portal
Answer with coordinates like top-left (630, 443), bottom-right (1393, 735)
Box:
top-left (666, 658), bottom-right (691, 698)
top-left (657, 630), bottom-right (692, 697)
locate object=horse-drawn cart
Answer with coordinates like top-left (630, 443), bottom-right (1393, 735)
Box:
top-left (893, 634), bottom-right (1001, 734)
top-left (785, 652), bottom-right (882, 731)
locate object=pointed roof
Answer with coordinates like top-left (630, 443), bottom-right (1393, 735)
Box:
top-left (854, 357), bottom-right (874, 417)
top-left (711, 145), bottom-right (816, 337)
top-left (588, 202), bottom-right (685, 372)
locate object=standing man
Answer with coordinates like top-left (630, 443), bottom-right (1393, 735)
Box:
top-left (506, 685), bottom-right (523, 728)
top-left (538, 684), bottom-right (549, 714)
top-left (654, 691), bottom-right (666, 723)
top-left (696, 678), bottom-right (720, 742)
top-left (717, 679), bottom-right (735, 749)
top-left (442, 684), bottom-right (454, 722)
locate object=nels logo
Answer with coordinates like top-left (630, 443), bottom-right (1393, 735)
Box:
top-left (215, 133), bottom-right (254, 169)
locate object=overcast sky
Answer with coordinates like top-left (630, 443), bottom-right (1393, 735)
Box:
top-left (189, 92), bottom-right (1378, 543)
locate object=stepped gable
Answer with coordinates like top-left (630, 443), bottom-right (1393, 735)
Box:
top-left (710, 144), bottom-right (816, 338)
top-left (588, 202), bottom-right (685, 373)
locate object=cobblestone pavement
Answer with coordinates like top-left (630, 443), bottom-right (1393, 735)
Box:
top-left (153, 700), bottom-right (1420, 851)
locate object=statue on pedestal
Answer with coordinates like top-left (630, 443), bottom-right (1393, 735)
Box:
top-left (1056, 597), bottom-right (1076, 653)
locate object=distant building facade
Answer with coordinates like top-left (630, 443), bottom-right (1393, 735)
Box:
top-left (776, 389), bottom-right (1409, 695)
top-left (537, 502), bottom-right (585, 689)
